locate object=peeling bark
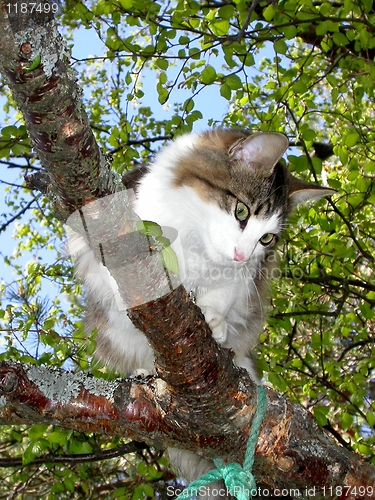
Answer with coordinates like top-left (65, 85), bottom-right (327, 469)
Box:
top-left (0, 361), bottom-right (374, 498)
top-left (0, 0), bottom-right (117, 221)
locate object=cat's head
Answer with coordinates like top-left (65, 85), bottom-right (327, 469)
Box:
top-left (168, 129), bottom-right (334, 265)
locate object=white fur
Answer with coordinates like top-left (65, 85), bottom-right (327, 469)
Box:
top-left (133, 134), bottom-right (282, 379)
top-left (70, 132), bottom-right (284, 500)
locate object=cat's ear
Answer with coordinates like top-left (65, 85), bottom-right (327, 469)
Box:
top-left (289, 177), bottom-right (335, 209)
top-left (228, 132), bottom-right (289, 175)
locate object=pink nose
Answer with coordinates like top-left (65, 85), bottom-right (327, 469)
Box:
top-left (234, 249), bottom-right (246, 262)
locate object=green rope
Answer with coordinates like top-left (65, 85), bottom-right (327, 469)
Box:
top-left (175, 385), bottom-right (267, 500)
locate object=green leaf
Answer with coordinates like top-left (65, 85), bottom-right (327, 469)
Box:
top-left (341, 412), bottom-right (354, 430)
top-left (300, 127), bottom-right (316, 141)
top-left (64, 477), bottom-right (76, 492)
top-left (319, 2), bottom-right (333, 15)
top-left (316, 21), bottom-right (328, 36)
top-left (357, 443), bottom-right (373, 456)
top-left (364, 161), bottom-right (375, 172)
top-left (47, 429), bottom-right (72, 446)
top-left (113, 487), bottom-right (126, 497)
top-left (137, 461), bottom-right (148, 475)
top-left (1, 125), bottom-right (18, 138)
top-left (200, 65), bottom-right (217, 84)
top-left (161, 246), bottom-right (179, 275)
top-left (142, 484), bottom-right (154, 497)
top-left (267, 372), bottom-right (288, 391)
top-left (225, 74), bottom-right (242, 90)
top-left (132, 486), bottom-right (144, 500)
top-left (155, 59), bottom-right (169, 70)
top-left (23, 439), bottom-right (50, 465)
top-left (184, 98), bottom-right (195, 112)
top-left (43, 318), bottom-right (55, 330)
top-left (159, 72), bottom-right (167, 85)
top-left (283, 25), bottom-right (297, 39)
top-left (366, 412), bottom-right (375, 427)
top-left (313, 406), bottom-right (330, 427)
top-left (210, 19), bottom-right (230, 36)
top-left (292, 79), bottom-right (308, 94)
top-left (23, 54), bottom-right (41, 72)
top-left (263, 4), bottom-right (276, 20)
top-left (361, 0), bottom-right (373, 13)
top-left (274, 39), bottom-right (288, 55)
top-left (119, 0), bottom-right (134, 8)
top-left (345, 132), bottom-right (359, 147)
top-left (28, 424), bottom-right (48, 440)
top-left (136, 220), bottom-right (163, 238)
top-left (10, 430), bottom-right (23, 442)
top-left (157, 86), bottom-right (169, 104)
top-left (68, 440), bottom-right (93, 455)
top-left (218, 5), bottom-right (234, 19)
top-left (220, 83), bottom-right (231, 100)
top-left (332, 32), bottom-right (349, 46)
top-left (52, 482), bottom-right (66, 493)
top-left (179, 36), bottom-right (190, 45)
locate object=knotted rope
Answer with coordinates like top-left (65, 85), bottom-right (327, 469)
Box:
top-left (176, 385), bottom-right (267, 500)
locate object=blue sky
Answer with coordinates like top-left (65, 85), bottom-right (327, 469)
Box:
top-left (0, 21), bottom-right (238, 280)
top-left (0, 20), bottom-right (270, 290)
top-left (0, 20), bottom-right (237, 359)
top-left (71, 25), bottom-right (230, 130)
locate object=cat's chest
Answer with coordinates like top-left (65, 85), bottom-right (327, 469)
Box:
top-left (183, 257), bottom-right (257, 300)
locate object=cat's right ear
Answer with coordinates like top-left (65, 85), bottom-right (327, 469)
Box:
top-left (288, 178), bottom-right (336, 209)
top-left (228, 132), bottom-right (289, 175)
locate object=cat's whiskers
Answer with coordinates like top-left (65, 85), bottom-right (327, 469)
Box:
top-left (249, 267), bottom-right (266, 318)
top-left (240, 255), bottom-right (265, 319)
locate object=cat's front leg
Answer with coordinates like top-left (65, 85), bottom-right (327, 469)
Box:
top-left (197, 304), bottom-right (227, 344)
top-left (195, 286), bottom-right (238, 345)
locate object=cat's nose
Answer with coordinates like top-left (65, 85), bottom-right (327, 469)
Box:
top-left (234, 249), bottom-right (246, 262)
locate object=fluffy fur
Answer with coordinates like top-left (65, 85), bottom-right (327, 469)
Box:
top-left (70, 129), bottom-right (333, 499)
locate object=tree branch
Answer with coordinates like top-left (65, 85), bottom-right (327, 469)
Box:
top-left (0, 441), bottom-right (148, 467)
top-left (0, 196), bottom-right (38, 233)
top-left (0, 361), bottom-right (374, 497)
top-left (0, 0), bottom-right (117, 222)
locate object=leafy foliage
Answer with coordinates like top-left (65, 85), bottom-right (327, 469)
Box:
top-left (0, 0), bottom-right (374, 496)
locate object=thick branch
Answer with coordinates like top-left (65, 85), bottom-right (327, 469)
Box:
top-left (0, 362), bottom-right (374, 498)
top-left (0, 0), bottom-right (117, 221)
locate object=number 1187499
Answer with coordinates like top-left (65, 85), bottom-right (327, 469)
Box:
top-left (5, 3), bottom-right (59, 14)
top-left (322, 486), bottom-right (374, 497)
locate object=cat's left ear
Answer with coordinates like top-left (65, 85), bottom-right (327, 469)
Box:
top-left (289, 177), bottom-right (336, 209)
top-left (229, 132), bottom-right (289, 175)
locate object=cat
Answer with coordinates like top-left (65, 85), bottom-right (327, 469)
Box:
top-left (69, 129), bottom-right (334, 499)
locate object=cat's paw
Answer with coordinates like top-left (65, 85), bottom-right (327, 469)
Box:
top-left (199, 306), bottom-right (227, 344)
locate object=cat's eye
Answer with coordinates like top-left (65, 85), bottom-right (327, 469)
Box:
top-left (259, 233), bottom-right (276, 246)
top-left (235, 201), bottom-right (249, 222)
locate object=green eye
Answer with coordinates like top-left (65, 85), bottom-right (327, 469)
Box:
top-left (259, 233), bottom-right (276, 246)
top-left (235, 201), bottom-right (249, 222)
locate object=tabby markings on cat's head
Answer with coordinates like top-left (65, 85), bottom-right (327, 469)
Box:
top-left (169, 130), bottom-right (288, 264)
top-left (136, 129), bottom-right (334, 267)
